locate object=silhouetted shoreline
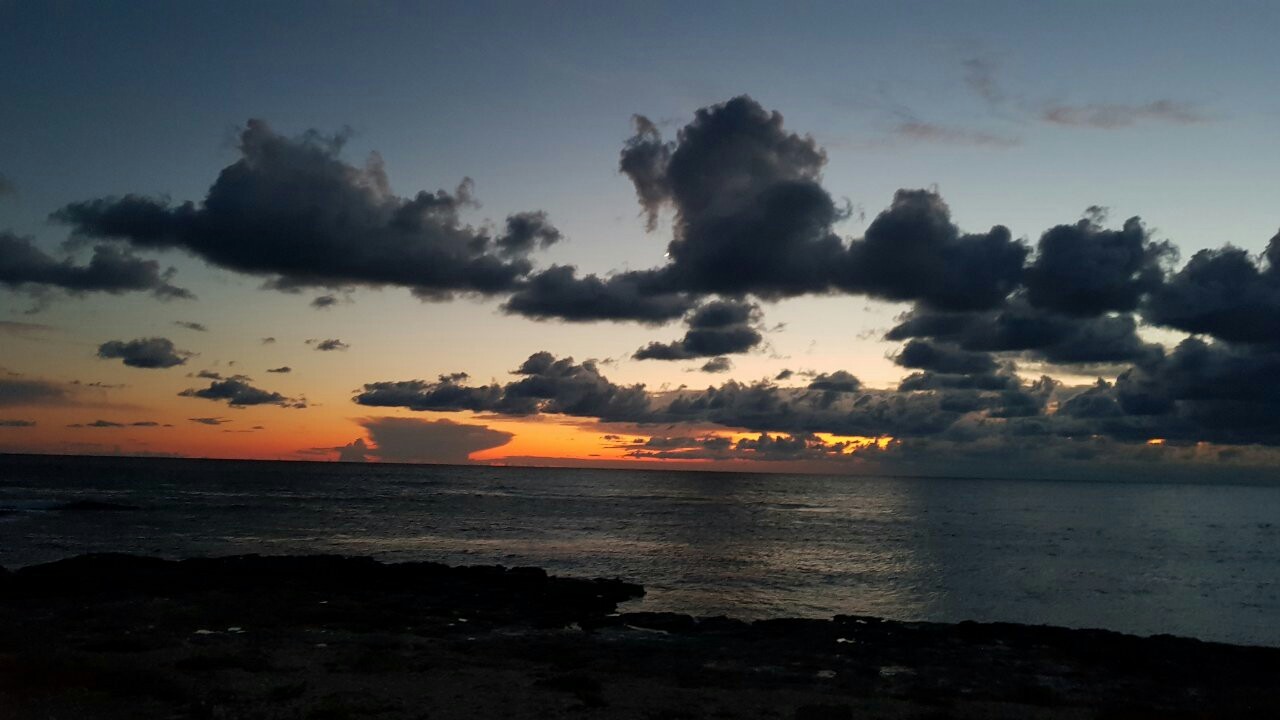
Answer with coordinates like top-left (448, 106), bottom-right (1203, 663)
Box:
top-left (1, 554), bottom-right (1276, 719)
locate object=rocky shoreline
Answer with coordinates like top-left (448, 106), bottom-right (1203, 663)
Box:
top-left (1, 554), bottom-right (1276, 719)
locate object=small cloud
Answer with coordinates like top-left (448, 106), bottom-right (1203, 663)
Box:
top-left (195, 370), bottom-right (222, 379)
top-left (774, 369), bottom-right (794, 381)
top-left (180, 377), bottom-right (305, 408)
top-left (0, 419), bottom-right (35, 427)
top-left (311, 294), bottom-right (340, 309)
top-left (189, 417), bottom-right (230, 425)
top-left (266, 366), bottom-right (292, 373)
top-left (97, 337), bottom-right (192, 369)
top-left (700, 357), bottom-right (733, 373)
top-left (0, 174), bottom-right (15, 196)
top-left (261, 337), bottom-right (276, 344)
top-left (307, 338), bottom-right (349, 352)
top-left (174, 321), bottom-right (208, 332)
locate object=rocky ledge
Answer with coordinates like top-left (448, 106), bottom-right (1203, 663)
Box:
top-left (1, 554), bottom-right (1277, 719)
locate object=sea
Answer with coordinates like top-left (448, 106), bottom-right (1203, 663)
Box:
top-left (1, 453), bottom-right (1277, 647)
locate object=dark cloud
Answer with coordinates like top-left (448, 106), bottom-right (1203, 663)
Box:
top-left (1144, 234), bottom-right (1280, 344)
top-left (634, 300), bottom-right (763, 360)
top-left (308, 338), bottom-right (349, 351)
top-left (621, 96), bottom-right (847, 299)
top-left (52, 120), bottom-right (559, 299)
top-left (311, 294), bottom-right (339, 309)
top-left (174, 321), bottom-right (207, 332)
top-left (1112, 339), bottom-right (1280, 445)
top-left (189, 417), bottom-right (230, 425)
top-left (337, 438), bottom-right (369, 462)
top-left (774, 369), bottom-right (794, 381)
top-left (0, 231), bottom-right (191, 300)
top-left (838, 190), bottom-right (1027, 311)
top-left (66, 419), bottom-right (162, 428)
top-left (887, 297), bottom-right (1161, 366)
top-left (0, 378), bottom-right (69, 407)
top-left (894, 340), bottom-right (998, 375)
top-left (97, 337), bottom-right (191, 369)
top-left (180, 376), bottom-right (303, 408)
top-left (0, 174), bottom-right (15, 196)
top-left (806, 371), bottom-right (861, 393)
top-left (1041, 101), bottom-right (1206, 128)
top-left (700, 357), bottom-right (732, 373)
top-left (503, 266), bottom-right (693, 324)
top-left (348, 417), bottom-right (513, 464)
top-left (1024, 215), bottom-right (1173, 316)
top-left (195, 370), bottom-right (222, 379)
top-left (261, 337), bottom-right (276, 344)
top-left (266, 366), bottom-right (291, 373)
top-left (0, 419), bottom-right (35, 427)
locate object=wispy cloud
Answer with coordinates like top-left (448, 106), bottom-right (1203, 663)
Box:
top-left (893, 121), bottom-right (1020, 148)
top-left (1041, 100), bottom-right (1208, 129)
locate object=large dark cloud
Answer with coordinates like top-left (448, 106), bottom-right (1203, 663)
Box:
top-left (514, 97), bottom-right (1031, 324)
top-left (97, 337), bottom-right (192, 369)
top-left (621, 97), bottom-right (848, 298)
top-left (1024, 214), bottom-right (1173, 316)
top-left (180, 376), bottom-right (304, 408)
top-left (1111, 338), bottom-right (1280, 445)
top-left (633, 300), bottom-right (763, 360)
top-left (52, 120), bottom-right (559, 299)
top-left (0, 231), bottom-right (190, 300)
top-left (1144, 234), bottom-right (1280, 344)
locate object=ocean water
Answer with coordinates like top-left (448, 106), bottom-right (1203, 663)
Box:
top-left (1, 454), bottom-right (1277, 647)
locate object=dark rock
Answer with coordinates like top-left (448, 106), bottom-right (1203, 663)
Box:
top-left (794, 703), bottom-right (853, 720)
top-left (619, 612), bottom-right (697, 633)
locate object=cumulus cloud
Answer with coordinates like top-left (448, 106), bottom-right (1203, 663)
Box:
top-left (52, 119), bottom-right (560, 300)
top-left (0, 231), bottom-right (191, 301)
top-left (97, 337), bottom-right (192, 369)
top-left (1025, 214), bottom-right (1174, 316)
top-left (180, 376), bottom-right (304, 408)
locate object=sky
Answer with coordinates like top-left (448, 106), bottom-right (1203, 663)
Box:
top-left (2, 1), bottom-right (1280, 479)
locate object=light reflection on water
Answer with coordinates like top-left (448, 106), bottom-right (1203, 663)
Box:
top-left (1, 455), bottom-right (1277, 646)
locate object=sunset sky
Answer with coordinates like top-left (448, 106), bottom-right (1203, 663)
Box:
top-left (3, 1), bottom-right (1280, 479)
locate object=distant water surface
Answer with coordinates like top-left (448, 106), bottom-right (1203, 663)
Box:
top-left (1, 454), bottom-right (1277, 646)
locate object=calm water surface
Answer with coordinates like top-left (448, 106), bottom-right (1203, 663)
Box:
top-left (1, 454), bottom-right (1277, 646)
